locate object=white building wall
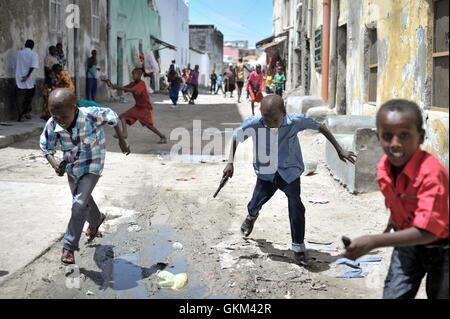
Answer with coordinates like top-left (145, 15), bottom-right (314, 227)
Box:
top-left (155, 0), bottom-right (190, 74)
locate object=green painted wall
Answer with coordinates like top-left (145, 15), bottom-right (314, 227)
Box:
top-left (109, 0), bottom-right (161, 86)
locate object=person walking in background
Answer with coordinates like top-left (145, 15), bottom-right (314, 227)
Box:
top-left (181, 64), bottom-right (191, 102)
top-left (210, 70), bottom-right (217, 94)
top-left (235, 58), bottom-right (250, 103)
top-left (86, 50), bottom-right (100, 101)
top-left (265, 68), bottom-right (274, 94)
top-left (167, 64), bottom-right (182, 108)
top-left (188, 65), bottom-right (200, 105)
top-left (215, 73), bottom-right (225, 95)
top-left (247, 64), bottom-right (265, 116)
top-left (273, 67), bottom-right (286, 97)
top-left (224, 65), bottom-right (236, 98)
top-left (15, 39), bottom-right (39, 122)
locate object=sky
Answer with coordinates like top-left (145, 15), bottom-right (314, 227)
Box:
top-left (188, 0), bottom-right (273, 49)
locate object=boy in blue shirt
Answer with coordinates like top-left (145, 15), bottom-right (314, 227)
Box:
top-left (223, 95), bottom-right (356, 266)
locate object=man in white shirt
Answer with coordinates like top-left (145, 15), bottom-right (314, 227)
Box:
top-left (15, 39), bottom-right (39, 121)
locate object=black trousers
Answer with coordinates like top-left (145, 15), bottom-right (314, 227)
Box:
top-left (190, 84), bottom-right (198, 101)
top-left (16, 86), bottom-right (36, 119)
top-left (247, 173), bottom-right (306, 249)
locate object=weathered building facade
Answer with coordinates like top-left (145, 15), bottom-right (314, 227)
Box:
top-left (189, 25), bottom-right (224, 73)
top-left (0, 0), bottom-right (108, 121)
top-left (269, 0), bottom-right (449, 168)
top-left (108, 0), bottom-right (162, 92)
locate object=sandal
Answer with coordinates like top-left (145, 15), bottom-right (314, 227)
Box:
top-left (86, 213), bottom-right (106, 243)
top-left (61, 248), bottom-right (75, 265)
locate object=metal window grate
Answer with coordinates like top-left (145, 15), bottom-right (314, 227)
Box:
top-left (314, 26), bottom-right (323, 73)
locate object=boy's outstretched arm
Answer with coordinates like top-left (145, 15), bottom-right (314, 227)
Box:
top-left (223, 137), bottom-right (239, 178)
top-left (114, 124), bottom-right (130, 155)
top-left (344, 227), bottom-right (437, 260)
top-left (319, 123), bottom-right (357, 164)
top-left (105, 80), bottom-right (137, 94)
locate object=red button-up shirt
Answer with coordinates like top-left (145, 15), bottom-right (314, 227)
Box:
top-left (377, 149), bottom-right (449, 239)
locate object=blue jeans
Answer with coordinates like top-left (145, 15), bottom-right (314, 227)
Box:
top-left (275, 87), bottom-right (283, 96)
top-left (247, 173), bottom-right (306, 252)
top-left (383, 244), bottom-right (449, 299)
top-left (169, 84), bottom-right (180, 105)
top-left (86, 78), bottom-right (97, 101)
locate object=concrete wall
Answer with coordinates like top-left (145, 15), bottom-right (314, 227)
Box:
top-left (108, 0), bottom-right (161, 90)
top-left (155, 0), bottom-right (189, 74)
top-left (189, 25), bottom-right (223, 73)
top-left (341, 0), bottom-right (447, 168)
top-left (0, 0), bottom-right (108, 121)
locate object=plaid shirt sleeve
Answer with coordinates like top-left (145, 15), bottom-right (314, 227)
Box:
top-left (39, 120), bottom-right (57, 156)
top-left (85, 107), bottom-right (119, 127)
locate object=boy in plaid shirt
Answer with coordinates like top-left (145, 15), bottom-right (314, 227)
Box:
top-left (40, 88), bottom-right (130, 265)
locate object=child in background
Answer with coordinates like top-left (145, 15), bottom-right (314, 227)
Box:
top-left (106, 68), bottom-right (167, 144)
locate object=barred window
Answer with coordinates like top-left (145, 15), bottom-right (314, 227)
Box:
top-left (91, 0), bottom-right (100, 42)
top-left (314, 26), bottom-right (323, 73)
top-left (432, 0), bottom-right (449, 110)
top-left (368, 28), bottom-right (378, 104)
top-left (49, 0), bottom-right (62, 32)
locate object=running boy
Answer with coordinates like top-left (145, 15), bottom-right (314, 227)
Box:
top-left (247, 64), bottom-right (265, 116)
top-left (223, 95), bottom-right (356, 266)
top-left (344, 99), bottom-right (448, 299)
top-left (106, 68), bottom-right (167, 144)
top-left (40, 88), bottom-right (130, 265)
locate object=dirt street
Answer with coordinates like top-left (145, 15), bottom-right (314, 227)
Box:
top-left (0, 92), bottom-right (425, 299)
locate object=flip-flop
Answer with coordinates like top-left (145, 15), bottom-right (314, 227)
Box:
top-left (86, 213), bottom-right (106, 243)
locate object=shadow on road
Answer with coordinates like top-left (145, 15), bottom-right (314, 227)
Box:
top-left (253, 238), bottom-right (340, 273)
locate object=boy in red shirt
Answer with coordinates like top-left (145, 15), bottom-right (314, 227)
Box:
top-left (344, 99), bottom-right (448, 299)
top-left (106, 68), bottom-right (167, 144)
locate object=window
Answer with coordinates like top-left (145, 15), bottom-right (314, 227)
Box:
top-left (314, 26), bottom-right (323, 72)
top-left (49, 0), bottom-right (62, 32)
top-left (432, 0), bottom-right (449, 110)
top-left (368, 28), bottom-right (378, 104)
top-left (91, 0), bottom-right (100, 42)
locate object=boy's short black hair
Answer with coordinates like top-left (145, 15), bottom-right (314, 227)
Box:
top-left (52, 64), bottom-right (62, 72)
top-left (25, 40), bottom-right (34, 49)
top-left (376, 99), bottom-right (424, 132)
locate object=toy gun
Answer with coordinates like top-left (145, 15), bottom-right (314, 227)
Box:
top-left (342, 236), bottom-right (352, 248)
top-left (56, 160), bottom-right (67, 176)
top-left (213, 175), bottom-right (229, 198)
